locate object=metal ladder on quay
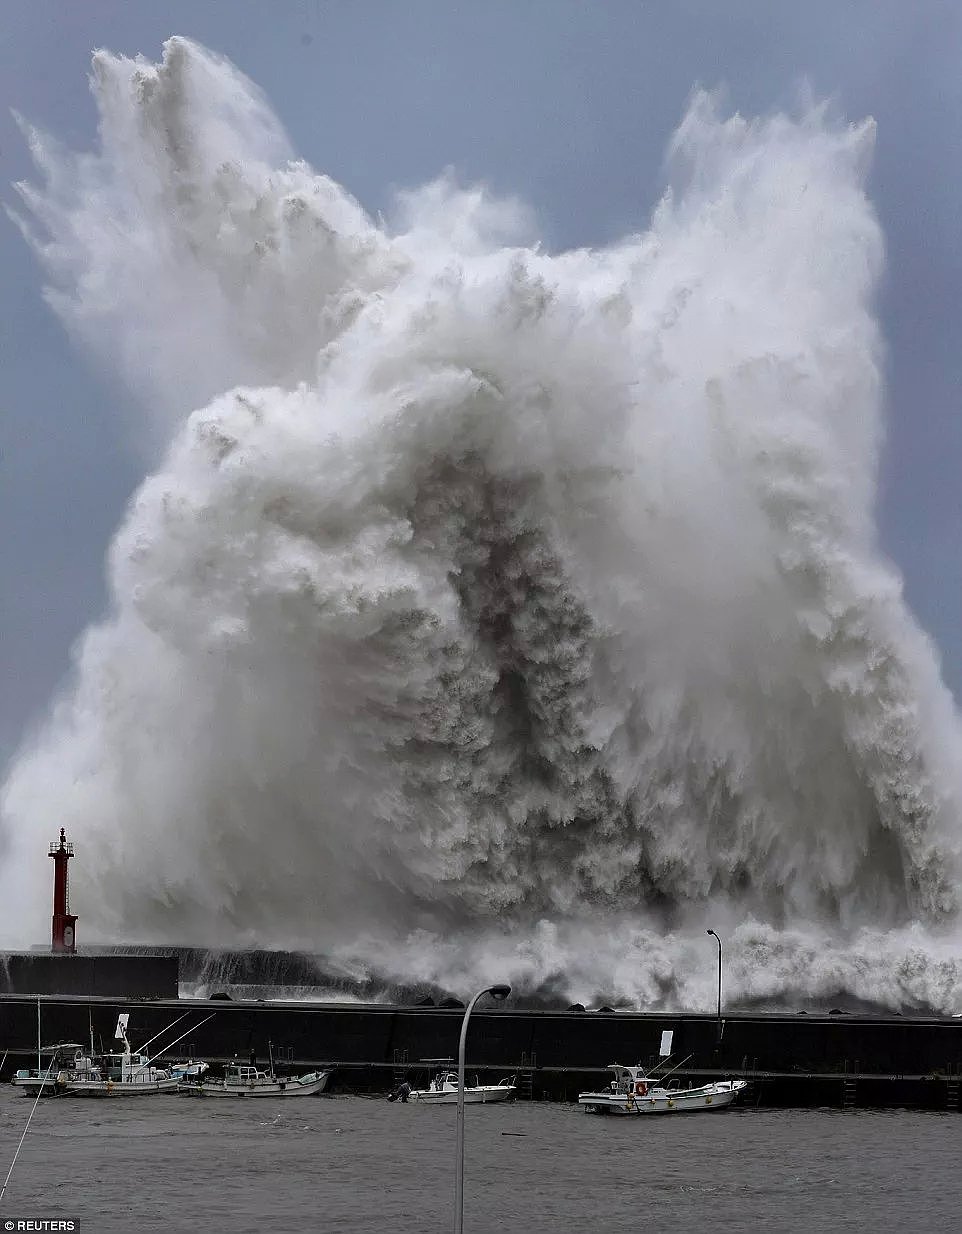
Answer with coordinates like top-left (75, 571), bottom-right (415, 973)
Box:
top-left (841, 1060), bottom-right (859, 1109)
top-left (946, 1070), bottom-right (960, 1112)
top-left (740, 1055), bottom-right (764, 1107)
top-left (517, 1052), bottom-right (536, 1101)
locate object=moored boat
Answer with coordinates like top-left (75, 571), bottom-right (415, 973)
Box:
top-left (62, 1049), bottom-right (181, 1097)
top-left (12, 1012), bottom-right (215, 1097)
top-left (178, 1063), bottom-right (331, 1097)
top-left (11, 1040), bottom-right (180, 1097)
top-left (12, 1044), bottom-right (98, 1097)
top-left (168, 1059), bottom-right (210, 1081)
top-left (396, 1061), bottom-right (516, 1105)
top-left (57, 1015), bottom-right (184, 1096)
top-left (579, 1063), bottom-right (747, 1115)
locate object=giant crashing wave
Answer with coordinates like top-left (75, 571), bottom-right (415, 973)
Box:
top-left (2, 37), bottom-right (962, 1013)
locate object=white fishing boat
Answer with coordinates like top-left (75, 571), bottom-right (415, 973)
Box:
top-left (60, 1015), bottom-right (184, 1096)
top-left (579, 1062), bottom-right (748, 1115)
top-left (397, 1061), bottom-right (516, 1105)
top-left (179, 1063), bottom-right (331, 1097)
top-left (168, 1060), bottom-right (210, 1081)
top-left (12, 1044), bottom-right (98, 1097)
top-left (13, 1012), bottom-right (216, 1098)
top-left (64, 1051), bottom-right (181, 1097)
top-left (11, 1041), bottom-right (179, 1097)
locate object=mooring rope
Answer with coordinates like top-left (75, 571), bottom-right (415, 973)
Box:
top-left (0, 1055), bottom-right (56, 1202)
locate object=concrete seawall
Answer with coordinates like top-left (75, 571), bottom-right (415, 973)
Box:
top-left (2, 994), bottom-right (960, 1109)
top-left (0, 953), bottom-right (179, 999)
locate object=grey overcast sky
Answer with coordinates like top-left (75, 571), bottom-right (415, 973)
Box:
top-left (1, 1), bottom-right (961, 766)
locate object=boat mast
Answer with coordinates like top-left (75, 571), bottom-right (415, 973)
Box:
top-left (129, 1013), bottom-right (217, 1076)
top-left (133, 1011), bottom-right (192, 1059)
top-left (647, 1054), bottom-right (694, 1085)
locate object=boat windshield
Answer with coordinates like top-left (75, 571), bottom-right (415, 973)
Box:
top-left (226, 1066), bottom-right (265, 1081)
top-left (39, 1042), bottom-right (86, 1057)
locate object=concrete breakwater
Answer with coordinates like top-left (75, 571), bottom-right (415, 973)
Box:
top-left (1, 994), bottom-right (961, 1110)
top-left (0, 952), bottom-right (179, 998)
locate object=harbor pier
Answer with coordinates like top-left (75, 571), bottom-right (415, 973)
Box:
top-left (1, 994), bottom-right (959, 1110)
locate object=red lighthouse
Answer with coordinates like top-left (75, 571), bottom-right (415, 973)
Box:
top-left (49, 827), bottom-right (77, 953)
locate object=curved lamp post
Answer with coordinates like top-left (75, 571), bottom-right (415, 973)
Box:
top-left (706, 929), bottom-right (722, 1045)
top-left (454, 983), bottom-right (511, 1234)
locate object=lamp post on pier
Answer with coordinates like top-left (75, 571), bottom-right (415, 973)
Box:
top-left (454, 983), bottom-right (511, 1234)
top-left (706, 929), bottom-right (723, 1046)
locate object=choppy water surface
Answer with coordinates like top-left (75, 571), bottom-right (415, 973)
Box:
top-left (1, 1089), bottom-right (959, 1233)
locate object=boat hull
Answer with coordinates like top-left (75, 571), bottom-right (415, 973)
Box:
top-left (12, 1074), bottom-right (181, 1097)
top-left (579, 1081), bottom-right (747, 1115)
top-left (61, 1077), bottom-right (182, 1097)
top-left (11, 1078), bottom-right (68, 1098)
top-left (178, 1071), bottom-right (331, 1098)
top-left (409, 1086), bottom-right (515, 1105)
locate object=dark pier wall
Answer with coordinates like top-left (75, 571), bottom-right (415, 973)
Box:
top-left (0, 954), bottom-right (178, 999)
top-left (2, 995), bottom-right (962, 1110)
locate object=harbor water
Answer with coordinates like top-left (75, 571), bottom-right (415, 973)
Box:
top-left (1, 1087), bottom-right (959, 1233)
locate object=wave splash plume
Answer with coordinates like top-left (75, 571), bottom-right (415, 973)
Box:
top-left (4, 37), bottom-right (962, 1011)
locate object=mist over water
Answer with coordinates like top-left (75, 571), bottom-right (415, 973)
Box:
top-left (4, 38), bottom-right (962, 1011)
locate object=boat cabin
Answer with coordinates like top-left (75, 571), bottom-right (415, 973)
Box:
top-left (605, 1063), bottom-right (689, 1096)
top-left (13, 1044), bottom-right (99, 1083)
top-left (431, 1071), bottom-right (461, 1091)
top-left (102, 1050), bottom-right (169, 1083)
top-left (417, 1058), bottom-right (463, 1091)
top-left (224, 1066), bottom-right (272, 1084)
top-left (607, 1064), bottom-right (657, 1096)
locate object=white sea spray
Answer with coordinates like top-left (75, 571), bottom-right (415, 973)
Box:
top-left (3, 38), bottom-right (962, 1011)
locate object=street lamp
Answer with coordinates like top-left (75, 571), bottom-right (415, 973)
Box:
top-left (706, 929), bottom-right (722, 1045)
top-left (454, 983), bottom-right (511, 1234)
